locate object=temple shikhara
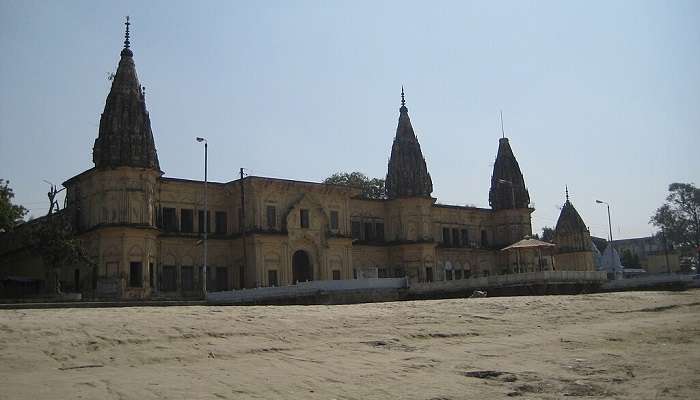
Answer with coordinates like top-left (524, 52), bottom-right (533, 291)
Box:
top-left (1, 20), bottom-right (595, 299)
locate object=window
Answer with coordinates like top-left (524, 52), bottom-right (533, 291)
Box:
top-left (149, 262), bottom-right (154, 288)
top-left (452, 228), bottom-right (460, 247)
top-left (461, 229), bottom-right (469, 247)
top-left (74, 269), bottom-right (80, 291)
top-left (375, 222), bottom-right (385, 241)
top-left (181, 266), bottom-right (194, 290)
top-left (161, 265), bottom-right (177, 291)
top-left (266, 206), bottom-right (276, 229)
top-left (215, 211), bottom-right (227, 235)
top-left (268, 270), bottom-right (278, 287)
top-left (330, 211), bottom-right (339, 230)
top-left (198, 210), bottom-right (211, 233)
top-left (332, 270), bottom-right (341, 280)
top-left (129, 262), bottom-right (143, 287)
top-left (481, 230), bottom-right (488, 247)
top-left (181, 209), bottom-right (194, 233)
top-left (455, 269), bottom-right (463, 280)
top-left (300, 209), bottom-right (310, 228)
top-left (464, 270), bottom-right (471, 279)
top-left (207, 266), bottom-right (214, 290)
top-left (364, 222), bottom-right (374, 241)
top-left (106, 262), bottom-right (119, 277)
top-left (163, 208), bottom-right (177, 232)
top-left (426, 267), bottom-right (434, 282)
top-left (443, 227), bottom-right (451, 246)
top-left (351, 221), bottom-right (362, 240)
top-left (216, 267), bottom-right (228, 291)
top-left (446, 270), bottom-right (453, 281)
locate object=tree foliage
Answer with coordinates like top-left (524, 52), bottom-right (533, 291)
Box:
top-left (620, 249), bottom-right (641, 268)
top-left (324, 172), bottom-right (385, 199)
top-left (540, 226), bottom-right (555, 242)
top-left (0, 179), bottom-right (28, 232)
top-left (23, 213), bottom-right (93, 293)
top-left (650, 182), bottom-right (700, 267)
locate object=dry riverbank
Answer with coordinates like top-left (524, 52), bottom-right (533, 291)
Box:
top-left (1, 290), bottom-right (698, 399)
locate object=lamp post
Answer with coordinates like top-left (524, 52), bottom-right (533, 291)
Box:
top-left (498, 179), bottom-right (516, 208)
top-left (196, 137), bottom-right (208, 297)
top-left (595, 200), bottom-right (613, 244)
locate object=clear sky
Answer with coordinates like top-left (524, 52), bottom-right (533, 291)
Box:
top-left (1, 0), bottom-right (698, 240)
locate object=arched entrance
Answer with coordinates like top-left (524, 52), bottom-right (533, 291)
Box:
top-left (292, 250), bottom-right (313, 284)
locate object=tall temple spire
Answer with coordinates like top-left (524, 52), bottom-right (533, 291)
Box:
top-left (488, 136), bottom-right (530, 210)
top-left (385, 88), bottom-right (433, 199)
top-left (92, 18), bottom-right (160, 171)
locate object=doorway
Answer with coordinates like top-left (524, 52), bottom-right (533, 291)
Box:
top-left (292, 250), bottom-right (313, 283)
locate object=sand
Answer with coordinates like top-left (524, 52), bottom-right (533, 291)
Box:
top-left (0, 290), bottom-right (699, 400)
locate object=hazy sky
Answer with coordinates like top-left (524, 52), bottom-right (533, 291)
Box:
top-left (1, 0), bottom-right (698, 240)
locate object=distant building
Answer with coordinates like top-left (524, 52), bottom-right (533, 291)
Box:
top-left (611, 236), bottom-right (680, 274)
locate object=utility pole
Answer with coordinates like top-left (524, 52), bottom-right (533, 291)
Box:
top-left (196, 137), bottom-right (208, 297)
top-left (497, 179), bottom-right (515, 208)
top-left (596, 200), bottom-right (613, 243)
top-left (204, 141), bottom-right (208, 296)
top-left (239, 167), bottom-right (247, 289)
top-left (606, 203), bottom-right (613, 244)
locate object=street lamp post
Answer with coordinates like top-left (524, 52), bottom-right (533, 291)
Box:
top-left (196, 137), bottom-right (208, 297)
top-left (595, 200), bottom-right (613, 244)
top-left (497, 179), bottom-right (516, 208)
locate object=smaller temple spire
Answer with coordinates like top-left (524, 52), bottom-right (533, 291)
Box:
top-left (121, 16), bottom-right (133, 57)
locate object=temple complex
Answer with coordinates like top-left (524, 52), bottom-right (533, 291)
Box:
top-left (1, 20), bottom-right (596, 299)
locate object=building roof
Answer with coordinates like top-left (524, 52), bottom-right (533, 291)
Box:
top-left (501, 237), bottom-right (556, 251)
top-left (385, 88), bottom-right (433, 199)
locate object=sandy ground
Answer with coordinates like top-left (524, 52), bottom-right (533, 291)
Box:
top-left (0, 290), bottom-right (699, 400)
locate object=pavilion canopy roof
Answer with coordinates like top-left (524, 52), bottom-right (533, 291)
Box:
top-left (501, 238), bottom-right (556, 251)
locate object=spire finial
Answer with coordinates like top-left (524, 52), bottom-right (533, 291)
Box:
top-left (565, 185), bottom-right (570, 202)
top-left (401, 86), bottom-right (406, 107)
top-left (124, 16), bottom-right (131, 49)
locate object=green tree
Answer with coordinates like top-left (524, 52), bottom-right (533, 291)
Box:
top-left (324, 171), bottom-right (385, 199)
top-left (620, 249), bottom-right (641, 268)
top-left (650, 182), bottom-right (700, 270)
top-left (0, 179), bottom-right (28, 232)
top-left (540, 226), bottom-right (554, 242)
top-left (24, 213), bottom-right (93, 294)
